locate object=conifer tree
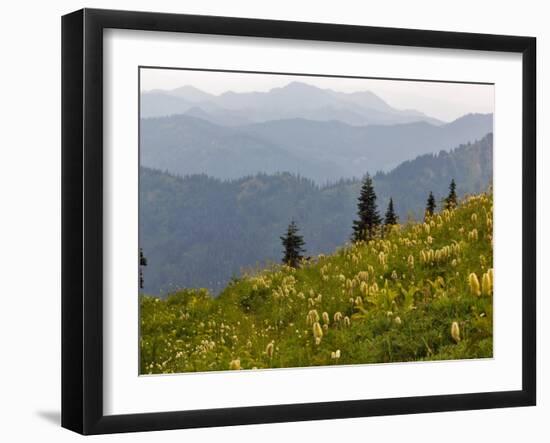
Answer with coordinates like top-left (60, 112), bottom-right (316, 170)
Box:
top-left (139, 248), bottom-right (147, 289)
top-left (280, 220), bottom-right (306, 268)
top-left (352, 174), bottom-right (381, 242)
top-left (384, 197), bottom-right (398, 226)
top-left (425, 191), bottom-right (436, 218)
top-left (445, 179), bottom-right (458, 209)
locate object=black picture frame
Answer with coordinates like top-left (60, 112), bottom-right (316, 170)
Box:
top-left (61, 8), bottom-right (536, 435)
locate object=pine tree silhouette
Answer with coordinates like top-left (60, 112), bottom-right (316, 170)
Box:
top-left (139, 248), bottom-right (147, 289)
top-left (384, 197), bottom-right (398, 226)
top-left (425, 191), bottom-right (436, 218)
top-left (445, 179), bottom-right (458, 210)
top-left (280, 220), bottom-right (306, 268)
top-left (352, 174), bottom-right (381, 242)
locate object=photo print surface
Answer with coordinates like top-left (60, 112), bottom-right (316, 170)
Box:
top-left (138, 68), bottom-right (494, 375)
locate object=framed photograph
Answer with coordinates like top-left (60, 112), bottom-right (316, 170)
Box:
top-left (62, 8), bottom-right (536, 434)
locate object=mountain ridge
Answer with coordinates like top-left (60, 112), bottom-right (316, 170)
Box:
top-left (140, 112), bottom-right (493, 183)
top-left (141, 81), bottom-right (443, 126)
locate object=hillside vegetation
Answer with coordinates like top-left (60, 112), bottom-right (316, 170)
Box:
top-left (140, 191), bottom-right (493, 374)
top-left (140, 133), bottom-right (492, 295)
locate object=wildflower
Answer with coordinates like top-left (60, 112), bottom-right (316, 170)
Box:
top-left (306, 309), bottom-right (319, 325)
top-left (331, 350), bottom-right (341, 359)
top-left (482, 272), bottom-right (492, 295)
top-left (421, 250), bottom-right (427, 263)
top-left (266, 341), bottom-right (274, 359)
top-left (333, 312), bottom-right (343, 323)
top-left (451, 322), bottom-right (461, 343)
top-left (428, 250), bottom-right (435, 263)
top-left (322, 311), bottom-right (330, 325)
top-left (394, 316), bottom-right (402, 325)
top-left (312, 322), bottom-right (323, 344)
top-left (229, 359), bottom-right (241, 370)
top-left (391, 270), bottom-right (398, 280)
top-left (355, 296), bottom-right (363, 306)
top-left (343, 316), bottom-right (351, 327)
top-left (407, 255), bottom-right (414, 269)
top-left (471, 213), bottom-right (478, 223)
top-left (468, 273), bottom-right (481, 296)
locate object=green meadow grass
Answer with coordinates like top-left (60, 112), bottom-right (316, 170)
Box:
top-left (140, 192), bottom-right (493, 374)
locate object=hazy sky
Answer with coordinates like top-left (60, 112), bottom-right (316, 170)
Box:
top-left (140, 68), bottom-right (494, 122)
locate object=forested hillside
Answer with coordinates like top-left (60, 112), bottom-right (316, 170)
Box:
top-left (140, 134), bottom-right (492, 295)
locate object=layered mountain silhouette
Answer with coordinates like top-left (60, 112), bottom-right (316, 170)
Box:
top-left (141, 81), bottom-right (443, 126)
top-left (140, 112), bottom-right (493, 183)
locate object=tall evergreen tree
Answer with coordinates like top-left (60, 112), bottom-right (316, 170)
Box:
top-left (425, 191), bottom-right (436, 218)
top-left (445, 179), bottom-right (458, 209)
top-left (384, 197), bottom-right (398, 226)
top-left (352, 174), bottom-right (381, 242)
top-left (280, 220), bottom-right (306, 268)
top-left (139, 248), bottom-right (148, 289)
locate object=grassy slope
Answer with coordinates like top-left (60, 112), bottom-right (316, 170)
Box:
top-left (140, 192), bottom-right (493, 374)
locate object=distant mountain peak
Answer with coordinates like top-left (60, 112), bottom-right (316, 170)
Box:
top-left (451, 112), bottom-right (493, 121)
top-left (170, 85), bottom-right (213, 102)
top-left (173, 85), bottom-right (206, 93)
top-left (142, 81), bottom-right (444, 126)
top-left (278, 81), bottom-right (320, 90)
top-left (445, 112), bottom-right (493, 128)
